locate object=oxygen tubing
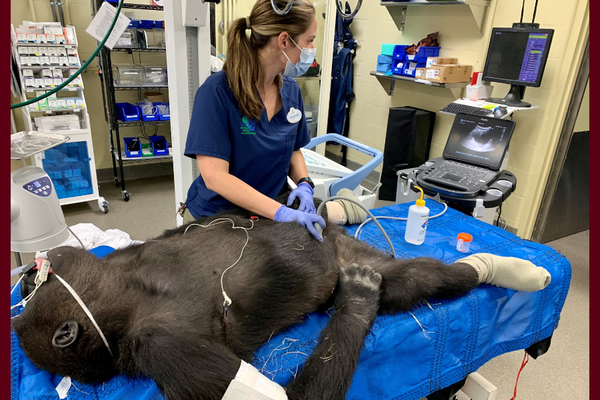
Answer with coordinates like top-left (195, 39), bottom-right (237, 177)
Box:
top-left (11, 0), bottom-right (125, 109)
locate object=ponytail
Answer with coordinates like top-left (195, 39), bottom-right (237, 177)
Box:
top-left (223, 0), bottom-right (315, 121)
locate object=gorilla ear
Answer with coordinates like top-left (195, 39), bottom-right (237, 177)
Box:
top-left (52, 320), bottom-right (79, 348)
top-left (47, 246), bottom-right (85, 273)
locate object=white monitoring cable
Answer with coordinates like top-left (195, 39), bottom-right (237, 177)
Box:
top-left (10, 260), bottom-right (114, 357)
top-left (183, 217), bottom-right (257, 309)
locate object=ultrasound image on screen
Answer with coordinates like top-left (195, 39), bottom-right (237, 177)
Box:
top-left (444, 116), bottom-right (515, 170)
top-left (461, 124), bottom-right (496, 153)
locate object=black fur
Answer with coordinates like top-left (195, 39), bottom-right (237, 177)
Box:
top-left (12, 197), bottom-right (479, 400)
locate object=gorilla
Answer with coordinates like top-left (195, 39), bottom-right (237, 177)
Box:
top-left (11, 201), bottom-right (549, 400)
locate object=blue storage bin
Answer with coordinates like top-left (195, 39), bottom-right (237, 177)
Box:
top-left (128, 20), bottom-right (141, 28)
top-left (137, 102), bottom-right (159, 121)
top-left (401, 61), bottom-right (423, 77)
top-left (106, 0), bottom-right (119, 3)
top-left (115, 103), bottom-right (140, 122)
top-left (139, 20), bottom-right (154, 29)
top-left (155, 102), bottom-right (170, 121)
top-left (391, 59), bottom-right (405, 75)
top-left (393, 45), bottom-right (409, 60)
top-left (63, 167), bottom-right (73, 179)
top-left (154, 21), bottom-right (164, 29)
top-left (149, 135), bottom-right (169, 156)
top-left (123, 137), bottom-right (142, 158)
top-left (404, 46), bottom-right (441, 63)
top-left (402, 67), bottom-right (418, 77)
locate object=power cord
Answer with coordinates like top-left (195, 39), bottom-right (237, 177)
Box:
top-left (67, 226), bottom-right (85, 249)
top-left (520, 0), bottom-right (526, 24)
top-left (532, 0), bottom-right (539, 24)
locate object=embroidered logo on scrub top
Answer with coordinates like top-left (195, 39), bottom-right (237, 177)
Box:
top-left (287, 107), bottom-right (302, 124)
top-left (241, 116), bottom-right (256, 134)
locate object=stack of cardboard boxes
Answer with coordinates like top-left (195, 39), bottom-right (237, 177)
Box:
top-left (415, 57), bottom-right (473, 84)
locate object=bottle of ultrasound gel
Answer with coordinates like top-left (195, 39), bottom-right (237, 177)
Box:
top-left (404, 186), bottom-right (429, 245)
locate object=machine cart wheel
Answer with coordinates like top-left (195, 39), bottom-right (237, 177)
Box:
top-left (98, 197), bottom-right (110, 214)
top-left (122, 191), bottom-right (131, 202)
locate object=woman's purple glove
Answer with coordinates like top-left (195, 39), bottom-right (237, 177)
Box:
top-left (286, 182), bottom-right (316, 214)
top-left (274, 205), bottom-right (326, 241)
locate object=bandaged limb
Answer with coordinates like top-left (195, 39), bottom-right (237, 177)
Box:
top-left (222, 361), bottom-right (287, 400)
top-left (325, 188), bottom-right (368, 225)
top-left (456, 253), bottom-right (551, 292)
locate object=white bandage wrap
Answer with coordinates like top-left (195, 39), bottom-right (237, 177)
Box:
top-left (326, 201), bottom-right (347, 225)
top-left (222, 360), bottom-right (288, 400)
top-left (457, 253), bottom-right (551, 292)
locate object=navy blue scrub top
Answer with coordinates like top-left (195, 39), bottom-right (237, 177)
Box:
top-left (184, 71), bottom-right (311, 218)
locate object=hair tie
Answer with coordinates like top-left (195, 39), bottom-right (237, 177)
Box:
top-left (246, 16), bottom-right (252, 30)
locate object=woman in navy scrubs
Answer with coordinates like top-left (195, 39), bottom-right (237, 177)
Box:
top-left (182, 0), bottom-right (326, 240)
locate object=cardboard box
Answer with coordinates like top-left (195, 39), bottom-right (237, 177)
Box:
top-left (426, 57), bottom-right (459, 68)
top-left (426, 65), bottom-right (473, 83)
top-left (145, 92), bottom-right (165, 102)
top-left (415, 68), bottom-right (427, 79)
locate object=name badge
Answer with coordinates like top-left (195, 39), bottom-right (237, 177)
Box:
top-left (287, 107), bottom-right (302, 124)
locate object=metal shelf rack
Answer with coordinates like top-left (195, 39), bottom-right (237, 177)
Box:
top-left (370, 71), bottom-right (469, 95)
top-left (381, 0), bottom-right (491, 33)
top-left (93, 0), bottom-right (169, 202)
top-left (112, 47), bottom-right (166, 53)
top-left (114, 84), bottom-right (169, 91)
top-left (118, 120), bottom-right (171, 127)
top-left (113, 149), bottom-right (173, 163)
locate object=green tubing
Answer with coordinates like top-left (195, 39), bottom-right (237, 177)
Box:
top-left (11, 0), bottom-right (125, 110)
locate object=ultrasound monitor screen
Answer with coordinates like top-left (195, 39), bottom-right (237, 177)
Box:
top-left (483, 28), bottom-right (553, 87)
top-left (443, 114), bottom-right (516, 170)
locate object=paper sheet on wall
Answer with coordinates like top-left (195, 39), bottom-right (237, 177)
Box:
top-left (86, 2), bottom-right (131, 50)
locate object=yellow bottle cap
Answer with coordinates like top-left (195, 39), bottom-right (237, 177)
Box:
top-left (414, 185), bottom-right (425, 207)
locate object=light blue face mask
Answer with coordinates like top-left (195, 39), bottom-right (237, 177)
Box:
top-left (282, 37), bottom-right (317, 77)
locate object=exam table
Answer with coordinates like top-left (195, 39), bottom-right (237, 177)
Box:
top-left (10, 200), bottom-right (571, 400)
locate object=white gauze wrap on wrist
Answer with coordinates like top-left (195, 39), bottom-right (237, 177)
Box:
top-left (222, 360), bottom-right (288, 400)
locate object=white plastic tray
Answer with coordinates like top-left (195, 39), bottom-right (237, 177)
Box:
top-left (11, 131), bottom-right (69, 160)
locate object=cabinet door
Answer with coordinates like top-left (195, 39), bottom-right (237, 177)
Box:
top-left (34, 134), bottom-right (98, 203)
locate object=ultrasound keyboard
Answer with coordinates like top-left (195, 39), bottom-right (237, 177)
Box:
top-left (420, 160), bottom-right (497, 192)
top-left (440, 103), bottom-right (493, 117)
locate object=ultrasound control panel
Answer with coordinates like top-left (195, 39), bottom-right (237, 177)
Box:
top-left (409, 157), bottom-right (517, 208)
top-left (23, 176), bottom-right (52, 198)
top-left (419, 160), bottom-right (498, 194)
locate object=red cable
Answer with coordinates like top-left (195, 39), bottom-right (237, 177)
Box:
top-left (510, 351), bottom-right (530, 400)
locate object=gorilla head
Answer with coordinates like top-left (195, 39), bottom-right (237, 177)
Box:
top-left (12, 247), bottom-right (123, 383)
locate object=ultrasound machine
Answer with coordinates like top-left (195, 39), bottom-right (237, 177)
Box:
top-left (416, 113), bottom-right (515, 198)
top-left (404, 26), bottom-right (555, 222)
